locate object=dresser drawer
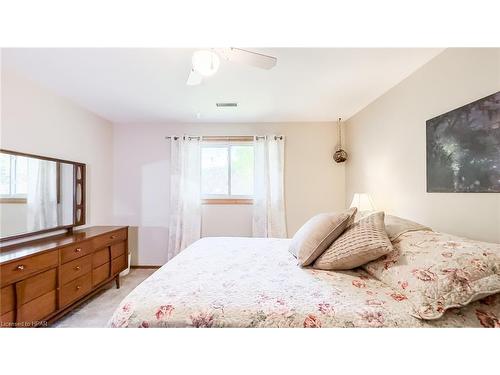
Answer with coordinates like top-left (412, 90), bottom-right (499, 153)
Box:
top-left (18, 290), bottom-right (57, 326)
top-left (61, 255), bottom-right (92, 285)
top-left (1, 250), bottom-right (58, 285)
top-left (93, 247), bottom-right (110, 268)
top-left (60, 241), bottom-right (93, 264)
top-left (1, 285), bottom-right (15, 315)
top-left (111, 254), bottom-right (127, 275)
top-left (93, 229), bottom-right (127, 250)
top-left (16, 268), bottom-right (57, 306)
top-left (110, 242), bottom-right (126, 260)
top-left (93, 262), bottom-right (110, 286)
top-left (60, 273), bottom-right (92, 307)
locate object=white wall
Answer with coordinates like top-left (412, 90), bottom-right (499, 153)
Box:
top-left (113, 122), bottom-right (345, 266)
top-left (1, 67), bottom-right (114, 231)
top-left (0, 203), bottom-right (27, 236)
top-left (201, 204), bottom-right (253, 237)
top-left (346, 48), bottom-right (500, 243)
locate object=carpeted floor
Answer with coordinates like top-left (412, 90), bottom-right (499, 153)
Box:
top-left (52, 268), bottom-right (156, 328)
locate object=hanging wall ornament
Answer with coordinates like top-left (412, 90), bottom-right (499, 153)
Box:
top-left (333, 117), bottom-right (348, 163)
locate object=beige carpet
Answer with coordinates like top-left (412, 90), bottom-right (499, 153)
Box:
top-left (52, 268), bottom-right (156, 328)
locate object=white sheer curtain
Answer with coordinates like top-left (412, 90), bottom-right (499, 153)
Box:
top-left (252, 135), bottom-right (287, 238)
top-left (27, 159), bottom-right (58, 232)
top-left (167, 136), bottom-right (202, 261)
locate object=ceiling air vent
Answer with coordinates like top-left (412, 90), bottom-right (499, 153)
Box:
top-left (216, 102), bottom-right (238, 107)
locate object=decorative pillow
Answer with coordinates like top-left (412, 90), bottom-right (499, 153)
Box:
top-left (363, 230), bottom-right (500, 320)
top-left (384, 214), bottom-right (432, 241)
top-left (289, 208), bottom-right (357, 266)
top-left (313, 211), bottom-right (393, 270)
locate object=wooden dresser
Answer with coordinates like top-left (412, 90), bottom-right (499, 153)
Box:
top-left (0, 226), bottom-right (128, 327)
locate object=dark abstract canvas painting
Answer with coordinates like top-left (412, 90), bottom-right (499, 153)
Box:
top-left (426, 91), bottom-right (500, 192)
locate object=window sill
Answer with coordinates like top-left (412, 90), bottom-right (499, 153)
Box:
top-left (202, 198), bottom-right (254, 205)
top-left (0, 197), bottom-right (27, 204)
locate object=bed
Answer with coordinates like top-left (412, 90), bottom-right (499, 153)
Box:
top-left (108, 231), bottom-right (500, 328)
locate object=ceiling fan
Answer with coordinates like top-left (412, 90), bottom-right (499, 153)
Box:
top-left (186, 48), bottom-right (277, 86)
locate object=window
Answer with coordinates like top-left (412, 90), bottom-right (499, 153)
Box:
top-left (201, 142), bottom-right (254, 203)
top-left (0, 154), bottom-right (28, 202)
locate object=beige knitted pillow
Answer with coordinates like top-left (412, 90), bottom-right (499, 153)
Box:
top-left (289, 208), bottom-right (357, 266)
top-left (313, 212), bottom-right (392, 270)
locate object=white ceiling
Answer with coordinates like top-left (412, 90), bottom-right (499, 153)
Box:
top-left (2, 48), bottom-right (443, 123)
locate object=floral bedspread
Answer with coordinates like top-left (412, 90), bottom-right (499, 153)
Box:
top-left (364, 230), bottom-right (500, 320)
top-left (108, 236), bottom-right (500, 328)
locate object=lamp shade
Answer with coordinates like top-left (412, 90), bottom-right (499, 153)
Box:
top-left (349, 193), bottom-right (375, 212)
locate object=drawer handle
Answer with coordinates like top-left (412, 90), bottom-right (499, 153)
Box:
top-left (16, 264), bottom-right (26, 271)
top-left (75, 247), bottom-right (82, 253)
top-left (74, 266), bottom-right (81, 271)
top-left (76, 285), bottom-right (81, 290)
top-left (110, 235), bottom-right (117, 239)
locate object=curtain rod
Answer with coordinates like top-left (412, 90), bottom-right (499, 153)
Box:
top-left (164, 135), bottom-right (284, 140)
top-left (164, 136), bottom-right (201, 140)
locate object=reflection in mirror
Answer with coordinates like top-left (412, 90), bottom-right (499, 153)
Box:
top-left (0, 152), bottom-right (75, 239)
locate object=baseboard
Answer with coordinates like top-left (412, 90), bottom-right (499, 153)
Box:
top-left (130, 265), bottom-right (161, 269)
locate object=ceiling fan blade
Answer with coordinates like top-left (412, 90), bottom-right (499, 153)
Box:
top-left (218, 48), bottom-right (277, 70)
top-left (186, 68), bottom-right (203, 86)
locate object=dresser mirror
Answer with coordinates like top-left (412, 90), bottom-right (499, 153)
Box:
top-left (0, 149), bottom-right (86, 242)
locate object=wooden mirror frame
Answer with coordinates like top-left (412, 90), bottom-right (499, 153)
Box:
top-left (0, 149), bottom-right (86, 244)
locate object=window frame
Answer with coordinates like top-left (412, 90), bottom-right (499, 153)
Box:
top-left (200, 140), bottom-right (255, 205)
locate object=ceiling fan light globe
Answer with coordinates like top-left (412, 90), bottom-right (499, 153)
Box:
top-left (192, 50), bottom-right (220, 77)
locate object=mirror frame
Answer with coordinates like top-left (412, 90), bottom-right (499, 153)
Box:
top-left (0, 149), bottom-right (86, 243)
